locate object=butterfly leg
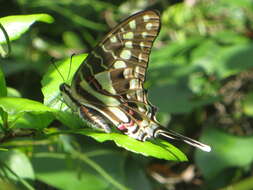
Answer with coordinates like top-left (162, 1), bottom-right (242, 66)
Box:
top-left (78, 106), bottom-right (111, 133)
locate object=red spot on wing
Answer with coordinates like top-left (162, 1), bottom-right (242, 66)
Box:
top-left (118, 124), bottom-right (127, 131)
top-left (117, 120), bottom-right (135, 132)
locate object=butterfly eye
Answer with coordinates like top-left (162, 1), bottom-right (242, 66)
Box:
top-left (59, 83), bottom-right (70, 94)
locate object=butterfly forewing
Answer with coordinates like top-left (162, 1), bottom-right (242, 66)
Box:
top-left (73, 10), bottom-right (160, 103)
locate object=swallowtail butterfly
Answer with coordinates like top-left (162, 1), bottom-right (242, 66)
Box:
top-left (60, 10), bottom-right (211, 152)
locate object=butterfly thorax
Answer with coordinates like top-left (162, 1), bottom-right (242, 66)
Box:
top-left (60, 83), bottom-right (80, 112)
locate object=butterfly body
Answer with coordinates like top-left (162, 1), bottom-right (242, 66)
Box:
top-left (60, 10), bottom-right (211, 152)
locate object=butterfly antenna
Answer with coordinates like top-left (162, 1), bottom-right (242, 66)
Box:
top-left (66, 53), bottom-right (75, 82)
top-left (155, 127), bottom-right (211, 152)
top-left (50, 58), bottom-right (66, 111)
top-left (50, 58), bottom-right (65, 83)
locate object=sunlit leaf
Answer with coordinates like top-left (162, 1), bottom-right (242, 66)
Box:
top-left (0, 97), bottom-right (54, 129)
top-left (0, 14), bottom-right (54, 44)
top-left (74, 129), bottom-right (187, 161)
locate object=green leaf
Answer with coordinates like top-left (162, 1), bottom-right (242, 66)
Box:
top-left (32, 152), bottom-right (122, 190)
top-left (192, 40), bottom-right (253, 79)
top-left (0, 150), bottom-right (35, 185)
top-left (0, 68), bottom-right (7, 97)
top-left (148, 38), bottom-right (219, 113)
top-left (0, 97), bottom-right (55, 129)
top-left (220, 175), bottom-right (253, 190)
top-left (37, 170), bottom-right (110, 190)
top-left (124, 157), bottom-right (152, 190)
top-left (0, 181), bottom-right (20, 190)
top-left (148, 62), bottom-right (219, 113)
top-left (212, 30), bottom-right (249, 45)
top-left (149, 80), bottom-right (219, 113)
top-left (7, 87), bottom-right (21, 98)
top-left (74, 129), bottom-right (187, 161)
top-left (0, 14), bottom-right (54, 44)
top-left (242, 91), bottom-right (253, 116)
top-left (195, 128), bottom-right (253, 180)
top-left (0, 97), bottom-right (53, 114)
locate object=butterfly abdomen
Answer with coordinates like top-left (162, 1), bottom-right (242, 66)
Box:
top-left (78, 105), bottom-right (112, 133)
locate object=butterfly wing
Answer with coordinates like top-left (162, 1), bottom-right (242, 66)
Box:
top-left (62, 10), bottom-right (161, 135)
top-left (71, 10), bottom-right (160, 109)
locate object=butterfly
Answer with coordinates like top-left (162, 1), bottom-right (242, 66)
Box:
top-left (60, 10), bottom-right (211, 152)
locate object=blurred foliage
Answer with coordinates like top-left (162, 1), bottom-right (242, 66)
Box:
top-left (1, 0), bottom-right (253, 189)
